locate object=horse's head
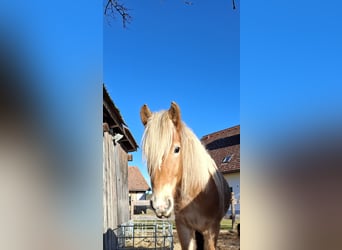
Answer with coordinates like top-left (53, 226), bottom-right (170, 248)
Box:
top-left (140, 102), bottom-right (183, 218)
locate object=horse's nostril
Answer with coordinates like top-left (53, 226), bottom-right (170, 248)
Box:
top-left (166, 198), bottom-right (173, 210)
top-left (150, 195), bottom-right (157, 210)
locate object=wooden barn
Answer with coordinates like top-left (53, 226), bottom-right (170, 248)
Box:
top-left (103, 85), bottom-right (138, 249)
top-left (201, 125), bottom-right (240, 215)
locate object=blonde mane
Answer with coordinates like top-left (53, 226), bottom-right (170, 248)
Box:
top-left (142, 110), bottom-right (226, 208)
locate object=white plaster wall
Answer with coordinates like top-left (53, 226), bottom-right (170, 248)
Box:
top-left (136, 192), bottom-right (146, 200)
top-left (224, 172), bottom-right (240, 214)
top-left (130, 192), bottom-right (147, 201)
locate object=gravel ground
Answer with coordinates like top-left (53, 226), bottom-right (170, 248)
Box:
top-left (173, 229), bottom-right (240, 250)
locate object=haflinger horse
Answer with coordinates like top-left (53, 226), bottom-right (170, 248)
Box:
top-left (140, 102), bottom-right (230, 250)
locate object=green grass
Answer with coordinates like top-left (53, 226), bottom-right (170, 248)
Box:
top-left (220, 218), bottom-right (239, 230)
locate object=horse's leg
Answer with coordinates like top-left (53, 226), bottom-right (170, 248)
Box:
top-left (203, 223), bottom-right (220, 250)
top-left (175, 219), bottom-right (196, 250)
top-left (213, 222), bottom-right (221, 248)
top-left (195, 231), bottom-right (204, 250)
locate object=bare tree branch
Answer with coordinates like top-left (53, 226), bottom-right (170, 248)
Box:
top-left (104, 0), bottom-right (236, 29)
top-left (104, 0), bottom-right (132, 28)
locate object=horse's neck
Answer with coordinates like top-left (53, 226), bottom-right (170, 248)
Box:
top-left (174, 184), bottom-right (193, 211)
top-left (174, 176), bottom-right (213, 212)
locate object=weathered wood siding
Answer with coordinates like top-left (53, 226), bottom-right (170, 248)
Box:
top-left (103, 131), bottom-right (129, 232)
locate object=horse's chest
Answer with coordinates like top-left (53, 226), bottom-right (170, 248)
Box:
top-left (175, 198), bottom-right (219, 230)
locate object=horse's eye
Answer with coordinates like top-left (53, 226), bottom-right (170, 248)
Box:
top-left (174, 146), bottom-right (180, 154)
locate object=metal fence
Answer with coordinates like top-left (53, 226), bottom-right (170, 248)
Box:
top-left (113, 219), bottom-right (174, 250)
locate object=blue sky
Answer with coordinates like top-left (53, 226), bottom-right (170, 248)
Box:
top-left (104, 0), bottom-right (240, 184)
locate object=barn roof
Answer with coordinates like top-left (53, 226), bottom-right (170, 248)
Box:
top-left (103, 84), bottom-right (138, 152)
top-left (128, 166), bottom-right (151, 192)
top-left (201, 125), bottom-right (240, 174)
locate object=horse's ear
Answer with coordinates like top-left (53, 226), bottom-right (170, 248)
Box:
top-left (140, 104), bottom-right (152, 126)
top-left (168, 101), bottom-right (181, 130)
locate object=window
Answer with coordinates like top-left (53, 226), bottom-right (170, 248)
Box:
top-left (222, 154), bottom-right (233, 163)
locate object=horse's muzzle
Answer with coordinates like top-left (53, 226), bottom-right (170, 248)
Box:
top-left (151, 196), bottom-right (173, 218)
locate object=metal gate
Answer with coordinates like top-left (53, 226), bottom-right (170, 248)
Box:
top-left (113, 219), bottom-right (173, 249)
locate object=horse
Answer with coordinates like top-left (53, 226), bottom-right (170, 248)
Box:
top-left (140, 102), bottom-right (230, 250)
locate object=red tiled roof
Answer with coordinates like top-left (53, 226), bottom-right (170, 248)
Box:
top-left (128, 166), bottom-right (151, 192)
top-left (201, 125), bottom-right (240, 174)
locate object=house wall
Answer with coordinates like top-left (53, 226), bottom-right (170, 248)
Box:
top-left (224, 172), bottom-right (240, 215)
top-left (137, 192), bottom-right (147, 200)
top-left (129, 192), bottom-right (149, 215)
top-left (130, 192), bottom-right (147, 201)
